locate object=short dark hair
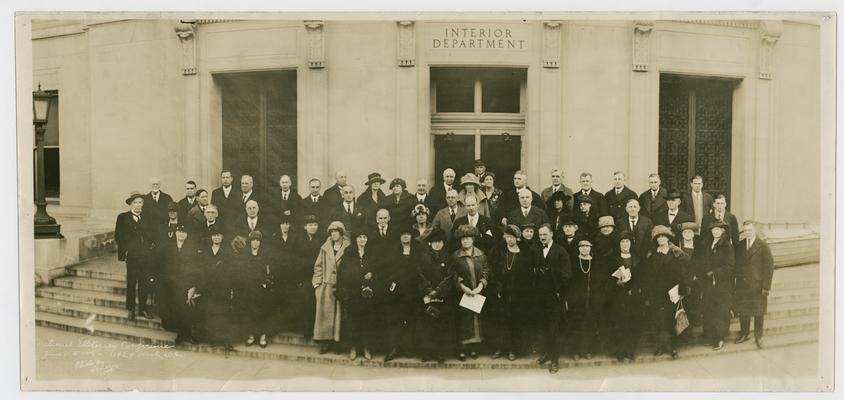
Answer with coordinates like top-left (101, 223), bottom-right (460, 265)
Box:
top-left (690, 175), bottom-right (703, 183)
top-left (221, 169), bottom-right (232, 176)
top-left (186, 180), bottom-right (197, 187)
top-left (538, 223), bottom-right (553, 233)
top-left (715, 194), bottom-right (728, 202)
top-left (196, 189), bottom-right (208, 196)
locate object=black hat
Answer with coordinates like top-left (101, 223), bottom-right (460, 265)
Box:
top-left (502, 224), bottom-right (521, 239)
top-left (247, 230), bottom-right (263, 241)
top-left (618, 230), bottom-right (636, 242)
top-left (302, 214), bottom-right (319, 225)
top-left (208, 223), bottom-right (224, 236)
top-left (365, 172), bottom-right (386, 186)
top-left (558, 214), bottom-right (578, 227)
top-left (125, 191), bottom-right (144, 205)
top-left (520, 222), bottom-right (537, 231)
top-left (277, 213), bottom-right (292, 225)
top-left (474, 159), bottom-right (485, 167)
top-left (548, 190), bottom-right (572, 206)
top-left (175, 223), bottom-right (188, 232)
top-left (390, 178), bottom-right (407, 190)
top-left (666, 189), bottom-right (682, 200)
top-left (397, 223), bottom-right (415, 236)
top-left (167, 201), bottom-right (178, 212)
top-left (425, 228), bottom-right (446, 243)
top-left (576, 194), bottom-right (593, 204)
top-left (454, 224), bottom-right (479, 239)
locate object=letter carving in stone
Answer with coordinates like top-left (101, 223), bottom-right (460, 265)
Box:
top-left (305, 21), bottom-right (325, 69)
top-left (175, 21), bottom-right (197, 75)
top-left (632, 21), bottom-right (654, 72)
top-left (543, 21), bottom-right (561, 69)
top-left (397, 21), bottom-right (415, 67)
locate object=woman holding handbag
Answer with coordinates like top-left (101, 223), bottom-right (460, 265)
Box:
top-left (642, 225), bottom-right (686, 360)
top-left (336, 230), bottom-right (377, 361)
top-left (416, 228), bottom-right (456, 364)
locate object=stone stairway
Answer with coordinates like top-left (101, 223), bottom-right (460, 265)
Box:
top-left (34, 255), bottom-right (820, 369)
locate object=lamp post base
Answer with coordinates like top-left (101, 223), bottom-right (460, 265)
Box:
top-left (35, 223), bottom-right (63, 239)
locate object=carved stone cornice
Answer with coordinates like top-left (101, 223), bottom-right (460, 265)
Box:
top-left (396, 21), bottom-right (416, 67)
top-left (305, 20), bottom-right (325, 69)
top-left (677, 20), bottom-right (760, 29)
top-left (174, 21), bottom-right (197, 75)
top-left (542, 21), bottom-right (562, 69)
top-left (758, 20), bottom-right (783, 80)
top-left (632, 21), bottom-right (654, 72)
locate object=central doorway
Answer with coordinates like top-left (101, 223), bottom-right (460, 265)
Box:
top-left (658, 74), bottom-right (736, 204)
top-left (430, 67), bottom-right (526, 193)
top-left (216, 70), bottom-right (297, 195)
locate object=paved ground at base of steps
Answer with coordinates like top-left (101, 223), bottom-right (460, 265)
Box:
top-left (28, 327), bottom-right (823, 391)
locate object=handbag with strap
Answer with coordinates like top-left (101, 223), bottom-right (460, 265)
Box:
top-left (674, 298), bottom-right (690, 335)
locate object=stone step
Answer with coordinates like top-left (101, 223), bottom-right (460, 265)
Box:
top-left (761, 300), bottom-right (818, 319)
top-left (36, 286), bottom-right (127, 309)
top-left (767, 287), bottom-right (819, 305)
top-left (67, 262), bottom-right (127, 283)
top-left (35, 297), bottom-right (163, 330)
top-left (34, 309), bottom-right (817, 370)
top-left (35, 312), bottom-right (176, 346)
top-left (178, 329), bottom-right (818, 370)
top-left (53, 276), bottom-right (126, 295)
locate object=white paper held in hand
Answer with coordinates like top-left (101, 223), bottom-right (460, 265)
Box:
top-left (459, 293), bottom-right (486, 314)
top-left (668, 284), bottom-right (680, 304)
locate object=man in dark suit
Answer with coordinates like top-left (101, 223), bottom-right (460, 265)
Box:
top-left (142, 177), bottom-right (174, 229)
top-left (115, 191), bottom-right (156, 321)
top-left (367, 208), bottom-right (400, 274)
top-left (211, 169), bottom-right (242, 226)
top-left (540, 168), bottom-right (575, 211)
top-left (507, 188), bottom-right (549, 230)
top-left (193, 204), bottom-right (225, 244)
top-left (301, 178), bottom-right (327, 226)
top-left (267, 174), bottom-right (303, 227)
top-left (499, 171), bottom-right (545, 223)
top-left (430, 189), bottom-right (467, 243)
top-left (681, 175), bottom-right (714, 231)
top-left (604, 171), bottom-right (638, 224)
top-left (733, 221), bottom-right (775, 349)
top-left (652, 188), bottom-right (694, 241)
top-left (639, 173), bottom-right (668, 219)
top-left (536, 223), bottom-right (572, 374)
top-left (328, 184), bottom-right (367, 235)
top-left (232, 199), bottom-right (271, 239)
top-left (574, 172), bottom-right (608, 217)
top-left (428, 168), bottom-right (457, 214)
top-left (450, 194), bottom-right (495, 253)
top-left (186, 189), bottom-right (210, 234)
top-left (322, 170), bottom-right (348, 211)
top-left (412, 178), bottom-right (436, 212)
top-left (176, 180), bottom-right (198, 222)
top-left (701, 194), bottom-right (740, 246)
top-left (617, 198), bottom-right (654, 258)
top-left (237, 174), bottom-right (259, 216)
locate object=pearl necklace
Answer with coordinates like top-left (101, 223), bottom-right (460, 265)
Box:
top-left (579, 258), bottom-right (592, 274)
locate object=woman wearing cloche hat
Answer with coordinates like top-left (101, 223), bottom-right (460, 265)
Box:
top-left (457, 173), bottom-right (490, 217)
top-left (642, 225), bottom-right (685, 360)
top-left (487, 224), bottom-right (534, 361)
top-left (312, 221), bottom-right (351, 354)
top-left (450, 224), bottom-right (490, 361)
top-left (701, 220), bottom-right (735, 352)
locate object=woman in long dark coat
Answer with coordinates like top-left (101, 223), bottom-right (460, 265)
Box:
top-left (488, 224), bottom-right (535, 361)
top-left (269, 215), bottom-right (298, 333)
top-left (676, 222), bottom-right (706, 340)
top-left (642, 225), bottom-right (685, 359)
top-left (451, 225), bottom-right (490, 360)
top-left (296, 215), bottom-right (324, 340)
top-left (416, 228), bottom-right (455, 363)
top-left (336, 230), bottom-right (377, 361)
top-left (198, 224), bottom-right (236, 350)
top-left (381, 226), bottom-right (425, 362)
top-left (607, 230), bottom-right (643, 362)
top-left (567, 238), bottom-right (610, 360)
top-left (235, 230), bottom-right (276, 349)
top-left (161, 224), bottom-right (199, 344)
top-left (701, 220), bottom-right (735, 351)
top-left (546, 191), bottom-right (573, 234)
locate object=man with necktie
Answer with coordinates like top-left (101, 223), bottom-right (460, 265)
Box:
top-left (115, 191), bottom-right (156, 321)
top-left (301, 178), bottom-right (327, 226)
top-left (638, 173), bottom-right (668, 219)
top-left (176, 180), bottom-right (198, 222)
top-left (618, 198), bottom-right (654, 258)
top-left (328, 184), bottom-right (366, 234)
top-left (653, 188), bottom-right (694, 242)
top-left (733, 221), bottom-right (775, 349)
top-left (431, 189), bottom-right (466, 243)
top-left (604, 171), bottom-right (638, 224)
top-left (573, 172), bottom-right (608, 217)
top-left (681, 175), bottom-right (714, 231)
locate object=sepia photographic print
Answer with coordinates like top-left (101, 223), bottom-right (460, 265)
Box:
top-left (13, 6), bottom-right (837, 394)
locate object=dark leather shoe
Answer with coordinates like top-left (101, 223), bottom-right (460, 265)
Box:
top-left (457, 353), bottom-right (467, 362)
top-left (713, 340), bottom-right (725, 351)
top-left (584, 353), bottom-right (592, 360)
top-left (734, 334), bottom-right (751, 344)
top-left (469, 351), bottom-right (478, 359)
top-left (671, 350), bottom-right (679, 360)
top-left (141, 310), bottom-right (154, 319)
top-left (549, 361), bottom-right (559, 374)
top-left (507, 352), bottom-right (516, 361)
top-left (755, 337), bottom-right (765, 349)
top-left (318, 344), bottom-right (329, 354)
top-left (491, 350), bottom-right (502, 359)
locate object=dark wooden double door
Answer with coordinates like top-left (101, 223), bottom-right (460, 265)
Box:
top-left (433, 133), bottom-right (522, 194)
top-left (659, 75), bottom-right (736, 203)
top-left (216, 70), bottom-right (297, 195)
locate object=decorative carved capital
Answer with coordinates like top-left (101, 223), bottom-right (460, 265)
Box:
top-left (632, 21), bottom-right (654, 72)
top-left (174, 21), bottom-right (197, 75)
top-left (758, 21), bottom-right (783, 80)
top-left (396, 21), bottom-right (415, 67)
top-left (305, 20), bottom-right (325, 69)
top-left (542, 21), bottom-right (562, 68)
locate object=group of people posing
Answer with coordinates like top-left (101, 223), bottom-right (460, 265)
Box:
top-left (113, 160), bottom-right (775, 373)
